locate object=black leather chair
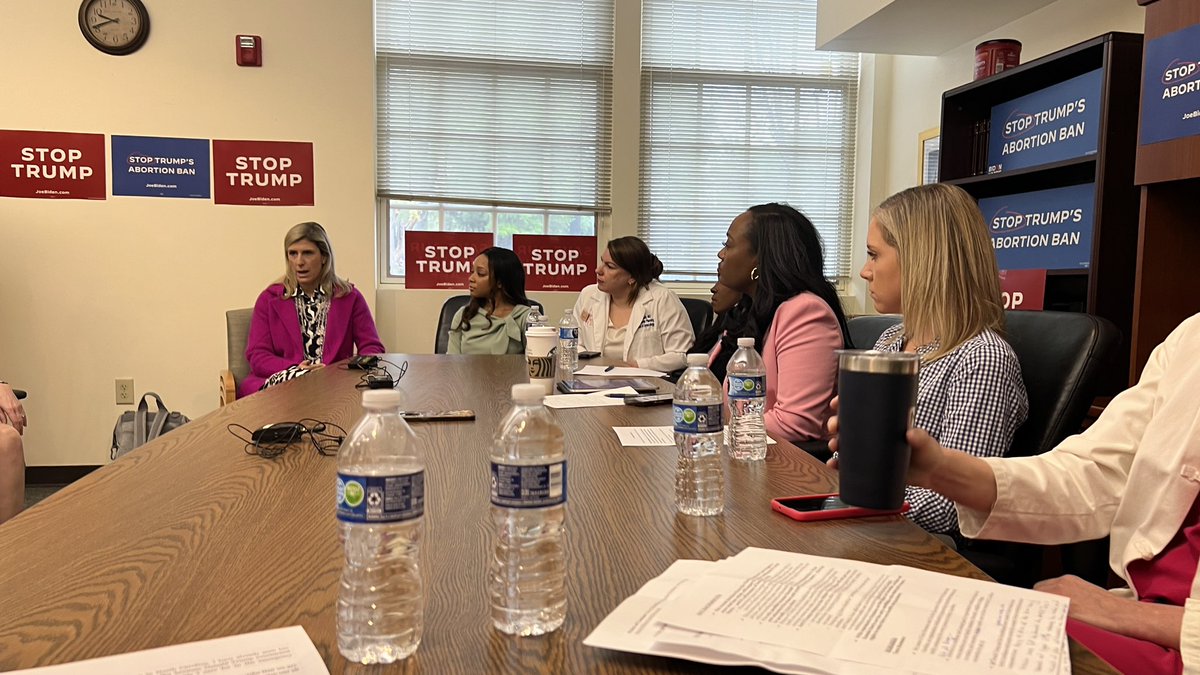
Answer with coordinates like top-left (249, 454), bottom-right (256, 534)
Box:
top-left (847, 314), bottom-right (902, 349)
top-left (963, 311), bottom-right (1119, 587)
top-left (846, 311), bottom-right (1120, 586)
top-left (680, 297), bottom-right (714, 339)
top-left (435, 296), bottom-right (545, 354)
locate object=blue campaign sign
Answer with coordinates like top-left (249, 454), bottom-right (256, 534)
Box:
top-left (986, 69), bottom-right (1103, 174)
top-left (1140, 23), bottom-right (1200, 146)
top-left (979, 182), bottom-right (1096, 271)
top-left (111, 135), bottom-right (210, 198)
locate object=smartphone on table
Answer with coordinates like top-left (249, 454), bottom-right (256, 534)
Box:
top-left (771, 493), bottom-right (910, 521)
top-left (578, 351), bottom-right (601, 359)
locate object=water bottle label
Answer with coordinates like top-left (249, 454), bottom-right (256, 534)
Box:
top-left (728, 375), bottom-right (765, 399)
top-left (336, 471), bottom-right (425, 523)
top-left (558, 327), bottom-right (579, 342)
top-left (491, 461), bottom-right (567, 508)
top-left (673, 403), bottom-right (723, 434)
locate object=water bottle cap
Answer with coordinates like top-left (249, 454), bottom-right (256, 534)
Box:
top-left (511, 383), bottom-right (546, 402)
top-left (687, 353), bottom-right (708, 367)
top-left (361, 389), bottom-right (402, 409)
top-left (736, 337), bottom-right (755, 348)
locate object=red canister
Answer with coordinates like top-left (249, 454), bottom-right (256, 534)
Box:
top-left (974, 39), bottom-right (1022, 80)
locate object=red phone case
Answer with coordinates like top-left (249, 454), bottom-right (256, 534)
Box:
top-left (771, 493), bottom-right (910, 522)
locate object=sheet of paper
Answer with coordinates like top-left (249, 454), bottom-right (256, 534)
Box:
top-left (613, 426), bottom-right (676, 446)
top-left (544, 387), bottom-right (640, 409)
top-left (613, 426), bottom-right (777, 447)
top-left (656, 547), bottom-right (1069, 675)
top-left (576, 365), bottom-right (668, 378)
top-left (14, 626), bottom-right (329, 675)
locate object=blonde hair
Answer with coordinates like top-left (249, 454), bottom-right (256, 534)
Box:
top-left (873, 183), bottom-right (1004, 361)
top-left (280, 222), bottom-right (352, 298)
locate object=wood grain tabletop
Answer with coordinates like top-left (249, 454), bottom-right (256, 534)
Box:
top-left (0, 355), bottom-right (1115, 673)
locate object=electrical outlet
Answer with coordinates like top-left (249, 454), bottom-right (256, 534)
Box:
top-left (116, 378), bottom-right (134, 405)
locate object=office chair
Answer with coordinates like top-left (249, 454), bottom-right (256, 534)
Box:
top-left (434, 296), bottom-right (545, 354)
top-left (219, 308), bottom-right (254, 406)
top-left (847, 314), bottom-right (902, 350)
top-left (962, 311), bottom-right (1119, 587)
top-left (679, 297), bottom-right (714, 340)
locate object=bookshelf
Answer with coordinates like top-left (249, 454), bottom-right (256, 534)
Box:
top-left (1130, 0), bottom-right (1200, 382)
top-left (939, 32), bottom-right (1144, 391)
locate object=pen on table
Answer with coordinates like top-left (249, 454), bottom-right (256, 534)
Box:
top-left (604, 365), bottom-right (616, 372)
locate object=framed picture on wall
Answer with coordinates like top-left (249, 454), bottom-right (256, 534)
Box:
top-left (918, 127), bottom-right (940, 185)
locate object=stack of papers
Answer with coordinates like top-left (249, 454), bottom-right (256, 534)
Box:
top-left (545, 387), bottom-right (641, 409)
top-left (576, 365), bottom-right (668, 378)
top-left (585, 547), bottom-right (1070, 675)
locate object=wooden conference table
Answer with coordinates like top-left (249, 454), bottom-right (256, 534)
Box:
top-left (0, 355), bottom-right (1115, 673)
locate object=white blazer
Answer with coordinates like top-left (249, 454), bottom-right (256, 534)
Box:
top-left (959, 313), bottom-right (1200, 669)
top-left (573, 281), bottom-right (694, 372)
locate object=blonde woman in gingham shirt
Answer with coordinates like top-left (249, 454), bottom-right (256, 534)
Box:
top-left (858, 183), bottom-right (1028, 538)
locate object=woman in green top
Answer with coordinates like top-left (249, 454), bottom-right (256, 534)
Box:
top-left (448, 247), bottom-right (535, 355)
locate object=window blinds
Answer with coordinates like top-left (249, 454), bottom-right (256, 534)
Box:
top-left (638, 0), bottom-right (860, 280)
top-left (376, 0), bottom-right (614, 211)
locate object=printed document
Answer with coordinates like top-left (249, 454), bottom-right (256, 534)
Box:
top-left (613, 426), bottom-right (776, 447)
top-left (586, 548), bottom-right (1069, 675)
top-left (13, 626), bottom-right (329, 675)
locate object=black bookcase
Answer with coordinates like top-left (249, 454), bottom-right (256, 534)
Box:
top-left (939, 32), bottom-right (1144, 391)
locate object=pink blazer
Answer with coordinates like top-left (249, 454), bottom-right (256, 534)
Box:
top-left (241, 283), bottom-right (385, 397)
top-left (713, 293), bottom-right (843, 442)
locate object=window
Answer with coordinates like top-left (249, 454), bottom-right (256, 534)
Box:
top-left (638, 0), bottom-right (860, 282)
top-left (376, 0), bottom-right (613, 280)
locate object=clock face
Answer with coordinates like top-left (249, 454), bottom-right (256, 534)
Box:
top-left (79, 0), bottom-right (150, 55)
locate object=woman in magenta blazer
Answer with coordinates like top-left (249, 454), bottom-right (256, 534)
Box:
top-left (713, 203), bottom-right (850, 442)
top-left (241, 222), bottom-right (385, 397)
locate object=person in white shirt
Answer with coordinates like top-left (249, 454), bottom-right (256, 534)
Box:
top-left (828, 313), bottom-right (1200, 674)
top-left (574, 236), bottom-right (693, 372)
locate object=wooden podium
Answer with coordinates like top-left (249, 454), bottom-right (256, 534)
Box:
top-left (1131, 0), bottom-right (1200, 379)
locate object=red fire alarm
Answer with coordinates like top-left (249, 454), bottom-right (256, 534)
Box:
top-left (236, 35), bottom-right (262, 67)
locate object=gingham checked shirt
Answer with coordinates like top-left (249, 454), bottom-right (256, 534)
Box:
top-left (875, 324), bottom-right (1029, 535)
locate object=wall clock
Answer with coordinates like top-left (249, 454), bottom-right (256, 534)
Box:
top-left (78, 0), bottom-right (150, 55)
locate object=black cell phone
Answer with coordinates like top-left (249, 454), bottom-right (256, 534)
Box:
top-left (578, 351), bottom-right (601, 359)
top-left (624, 392), bottom-right (673, 406)
top-left (348, 355), bottom-right (380, 370)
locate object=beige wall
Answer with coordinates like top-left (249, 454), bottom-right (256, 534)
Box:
top-left (0, 1), bottom-right (376, 465)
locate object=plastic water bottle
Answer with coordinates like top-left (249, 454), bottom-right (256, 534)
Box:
top-left (674, 353), bottom-right (725, 516)
top-left (490, 383), bottom-right (567, 635)
top-left (525, 306), bottom-right (545, 332)
top-left (557, 309), bottom-right (580, 379)
top-left (336, 389), bottom-right (425, 664)
top-left (727, 336), bottom-right (768, 461)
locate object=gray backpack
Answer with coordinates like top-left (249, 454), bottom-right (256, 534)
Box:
top-left (111, 392), bottom-right (190, 460)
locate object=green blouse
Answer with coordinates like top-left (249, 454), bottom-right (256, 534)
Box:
top-left (447, 304), bottom-right (531, 355)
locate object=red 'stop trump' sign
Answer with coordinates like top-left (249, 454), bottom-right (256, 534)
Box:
top-left (212, 139), bottom-right (314, 206)
top-left (0, 130), bottom-right (106, 200)
top-left (405, 232), bottom-right (492, 289)
top-left (513, 234), bottom-right (596, 292)
top-left (999, 269), bottom-right (1046, 310)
